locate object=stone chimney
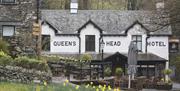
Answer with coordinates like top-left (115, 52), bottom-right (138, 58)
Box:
top-left (70, 0), bottom-right (78, 14)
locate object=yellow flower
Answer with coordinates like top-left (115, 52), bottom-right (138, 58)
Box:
top-left (108, 85), bottom-right (111, 90)
top-left (63, 82), bottom-right (66, 86)
top-left (65, 79), bottom-right (69, 83)
top-left (85, 84), bottom-right (89, 88)
top-left (113, 88), bottom-right (120, 91)
top-left (44, 81), bottom-right (47, 86)
top-left (96, 88), bottom-right (99, 91)
top-left (102, 88), bottom-right (105, 91)
top-left (75, 85), bottom-right (80, 90)
top-left (36, 85), bottom-right (41, 91)
top-left (98, 85), bottom-right (102, 88)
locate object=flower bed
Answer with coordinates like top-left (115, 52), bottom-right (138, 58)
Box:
top-left (0, 51), bottom-right (52, 83)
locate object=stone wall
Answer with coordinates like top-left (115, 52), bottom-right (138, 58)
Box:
top-left (0, 0), bottom-right (37, 52)
top-left (0, 66), bottom-right (52, 83)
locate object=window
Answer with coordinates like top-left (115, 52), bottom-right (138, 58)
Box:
top-left (132, 35), bottom-right (142, 52)
top-left (1, 0), bottom-right (15, 3)
top-left (2, 25), bottom-right (15, 40)
top-left (3, 25), bottom-right (15, 36)
top-left (85, 35), bottom-right (95, 52)
top-left (41, 35), bottom-right (50, 51)
top-left (169, 42), bottom-right (179, 53)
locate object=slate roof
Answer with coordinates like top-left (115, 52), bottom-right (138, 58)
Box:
top-left (41, 10), bottom-right (172, 35)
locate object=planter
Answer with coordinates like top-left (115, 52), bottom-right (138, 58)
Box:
top-left (156, 83), bottom-right (172, 90)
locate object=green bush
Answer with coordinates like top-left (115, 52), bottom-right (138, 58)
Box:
top-left (0, 50), bottom-right (9, 58)
top-left (80, 54), bottom-right (92, 63)
top-left (14, 56), bottom-right (49, 72)
top-left (115, 67), bottom-right (123, 76)
top-left (0, 56), bottom-right (13, 66)
top-left (0, 39), bottom-right (9, 54)
top-left (163, 69), bottom-right (172, 75)
top-left (0, 51), bottom-right (13, 66)
top-left (104, 67), bottom-right (112, 77)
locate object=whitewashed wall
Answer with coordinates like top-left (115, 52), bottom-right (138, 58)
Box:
top-left (103, 36), bottom-right (129, 53)
top-left (103, 24), bottom-right (147, 53)
top-left (147, 37), bottom-right (169, 60)
top-left (50, 36), bottom-right (79, 53)
top-left (42, 23), bottom-right (79, 53)
top-left (41, 24), bottom-right (53, 35)
top-left (80, 24), bottom-right (100, 53)
top-left (41, 23), bottom-right (169, 60)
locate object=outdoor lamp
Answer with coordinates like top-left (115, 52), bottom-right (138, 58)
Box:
top-left (100, 38), bottom-right (105, 51)
top-left (100, 38), bottom-right (105, 79)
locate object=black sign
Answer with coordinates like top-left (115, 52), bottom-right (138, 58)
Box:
top-left (106, 41), bottom-right (121, 46)
top-left (147, 41), bottom-right (166, 47)
top-left (53, 41), bottom-right (76, 46)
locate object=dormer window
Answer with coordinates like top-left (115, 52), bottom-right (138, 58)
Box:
top-left (132, 35), bottom-right (142, 52)
top-left (1, 0), bottom-right (15, 4)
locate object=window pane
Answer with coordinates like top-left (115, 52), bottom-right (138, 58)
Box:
top-left (137, 42), bottom-right (142, 51)
top-left (132, 36), bottom-right (136, 41)
top-left (137, 36), bottom-right (142, 41)
top-left (2, 0), bottom-right (15, 3)
top-left (85, 35), bottom-right (95, 52)
top-left (132, 35), bottom-right (142, 51)
top-left (3, 26), bottom-right (14, 36)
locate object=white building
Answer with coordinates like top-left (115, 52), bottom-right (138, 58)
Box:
top-left (41, 10), bottom-right (172, 77)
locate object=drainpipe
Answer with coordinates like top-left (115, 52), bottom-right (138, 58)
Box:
top-left (78, 34), bottom-right (81, 54)
top-left (36, 0), bottom-right (40, 23)
top-left (145, 35), bottom-right (150, 53)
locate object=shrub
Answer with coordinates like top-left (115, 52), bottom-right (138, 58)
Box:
top-left (0, 50), bottom-right (9, 58)
top-left (0, 39), bottom-right (9, 54)
top-left (0, 51), bottom-right (13, 66)
top-left (163, 69), bottom-right (172, 75)
top-left (104, 67), bottom-right (112, 77)
top-left (0, 56), bottom-right (13, 66)
top-left (80, 54), bottom-right (92, 63)
top-left (14, 56), bottom-right (49, 72)
top-left (115, 67), bottom-right (123, 77)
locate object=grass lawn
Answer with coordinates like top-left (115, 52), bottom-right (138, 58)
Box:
top-left (0, 81), bottom-right (119, 91)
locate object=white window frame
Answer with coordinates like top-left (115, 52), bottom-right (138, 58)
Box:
top-left (1, 0), bottom-right (16, 4)
top-left (132, 35), bottom-right (142, 52)
top-left (2, 25), bottom-right (15, 37)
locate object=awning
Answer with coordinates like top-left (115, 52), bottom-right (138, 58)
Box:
top-left (42, 52), bottom-right (167, 62)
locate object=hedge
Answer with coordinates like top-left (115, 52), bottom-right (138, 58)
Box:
top-left (0, 51), bottom-right (50, 72)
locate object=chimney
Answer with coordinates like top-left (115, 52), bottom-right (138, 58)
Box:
top-left (156, 0), bottom-right (164, 10)
top-left (70, 0), bottom-right (78, 14)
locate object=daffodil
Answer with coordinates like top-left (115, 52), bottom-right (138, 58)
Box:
top-left (63, 82), bottom-right (66, 86)
top-left (65, 79), bottom-right (69, 83)
top-left (36, 85), bottom-right (41, 91)
top-left (96, 88), bottom-right (99, 91)
top-left (43, 81), bottom-right (47, 86)
top-left (75, 85), bottom-right (80, 90)
top-left (90, 82), bottom-right (93, 85)
top-left (108, 85), bottom-right (111, 90)
top-left (98, 85), bottom-right (102, 88)
top-left (93, 86), bottom-right (96, 89)
top-left (102, 88), bottom-right (105, 91)
top-left (85, 84), bottom-right (89, 88)
top-left (113, 88), bottom-right (120, 91)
